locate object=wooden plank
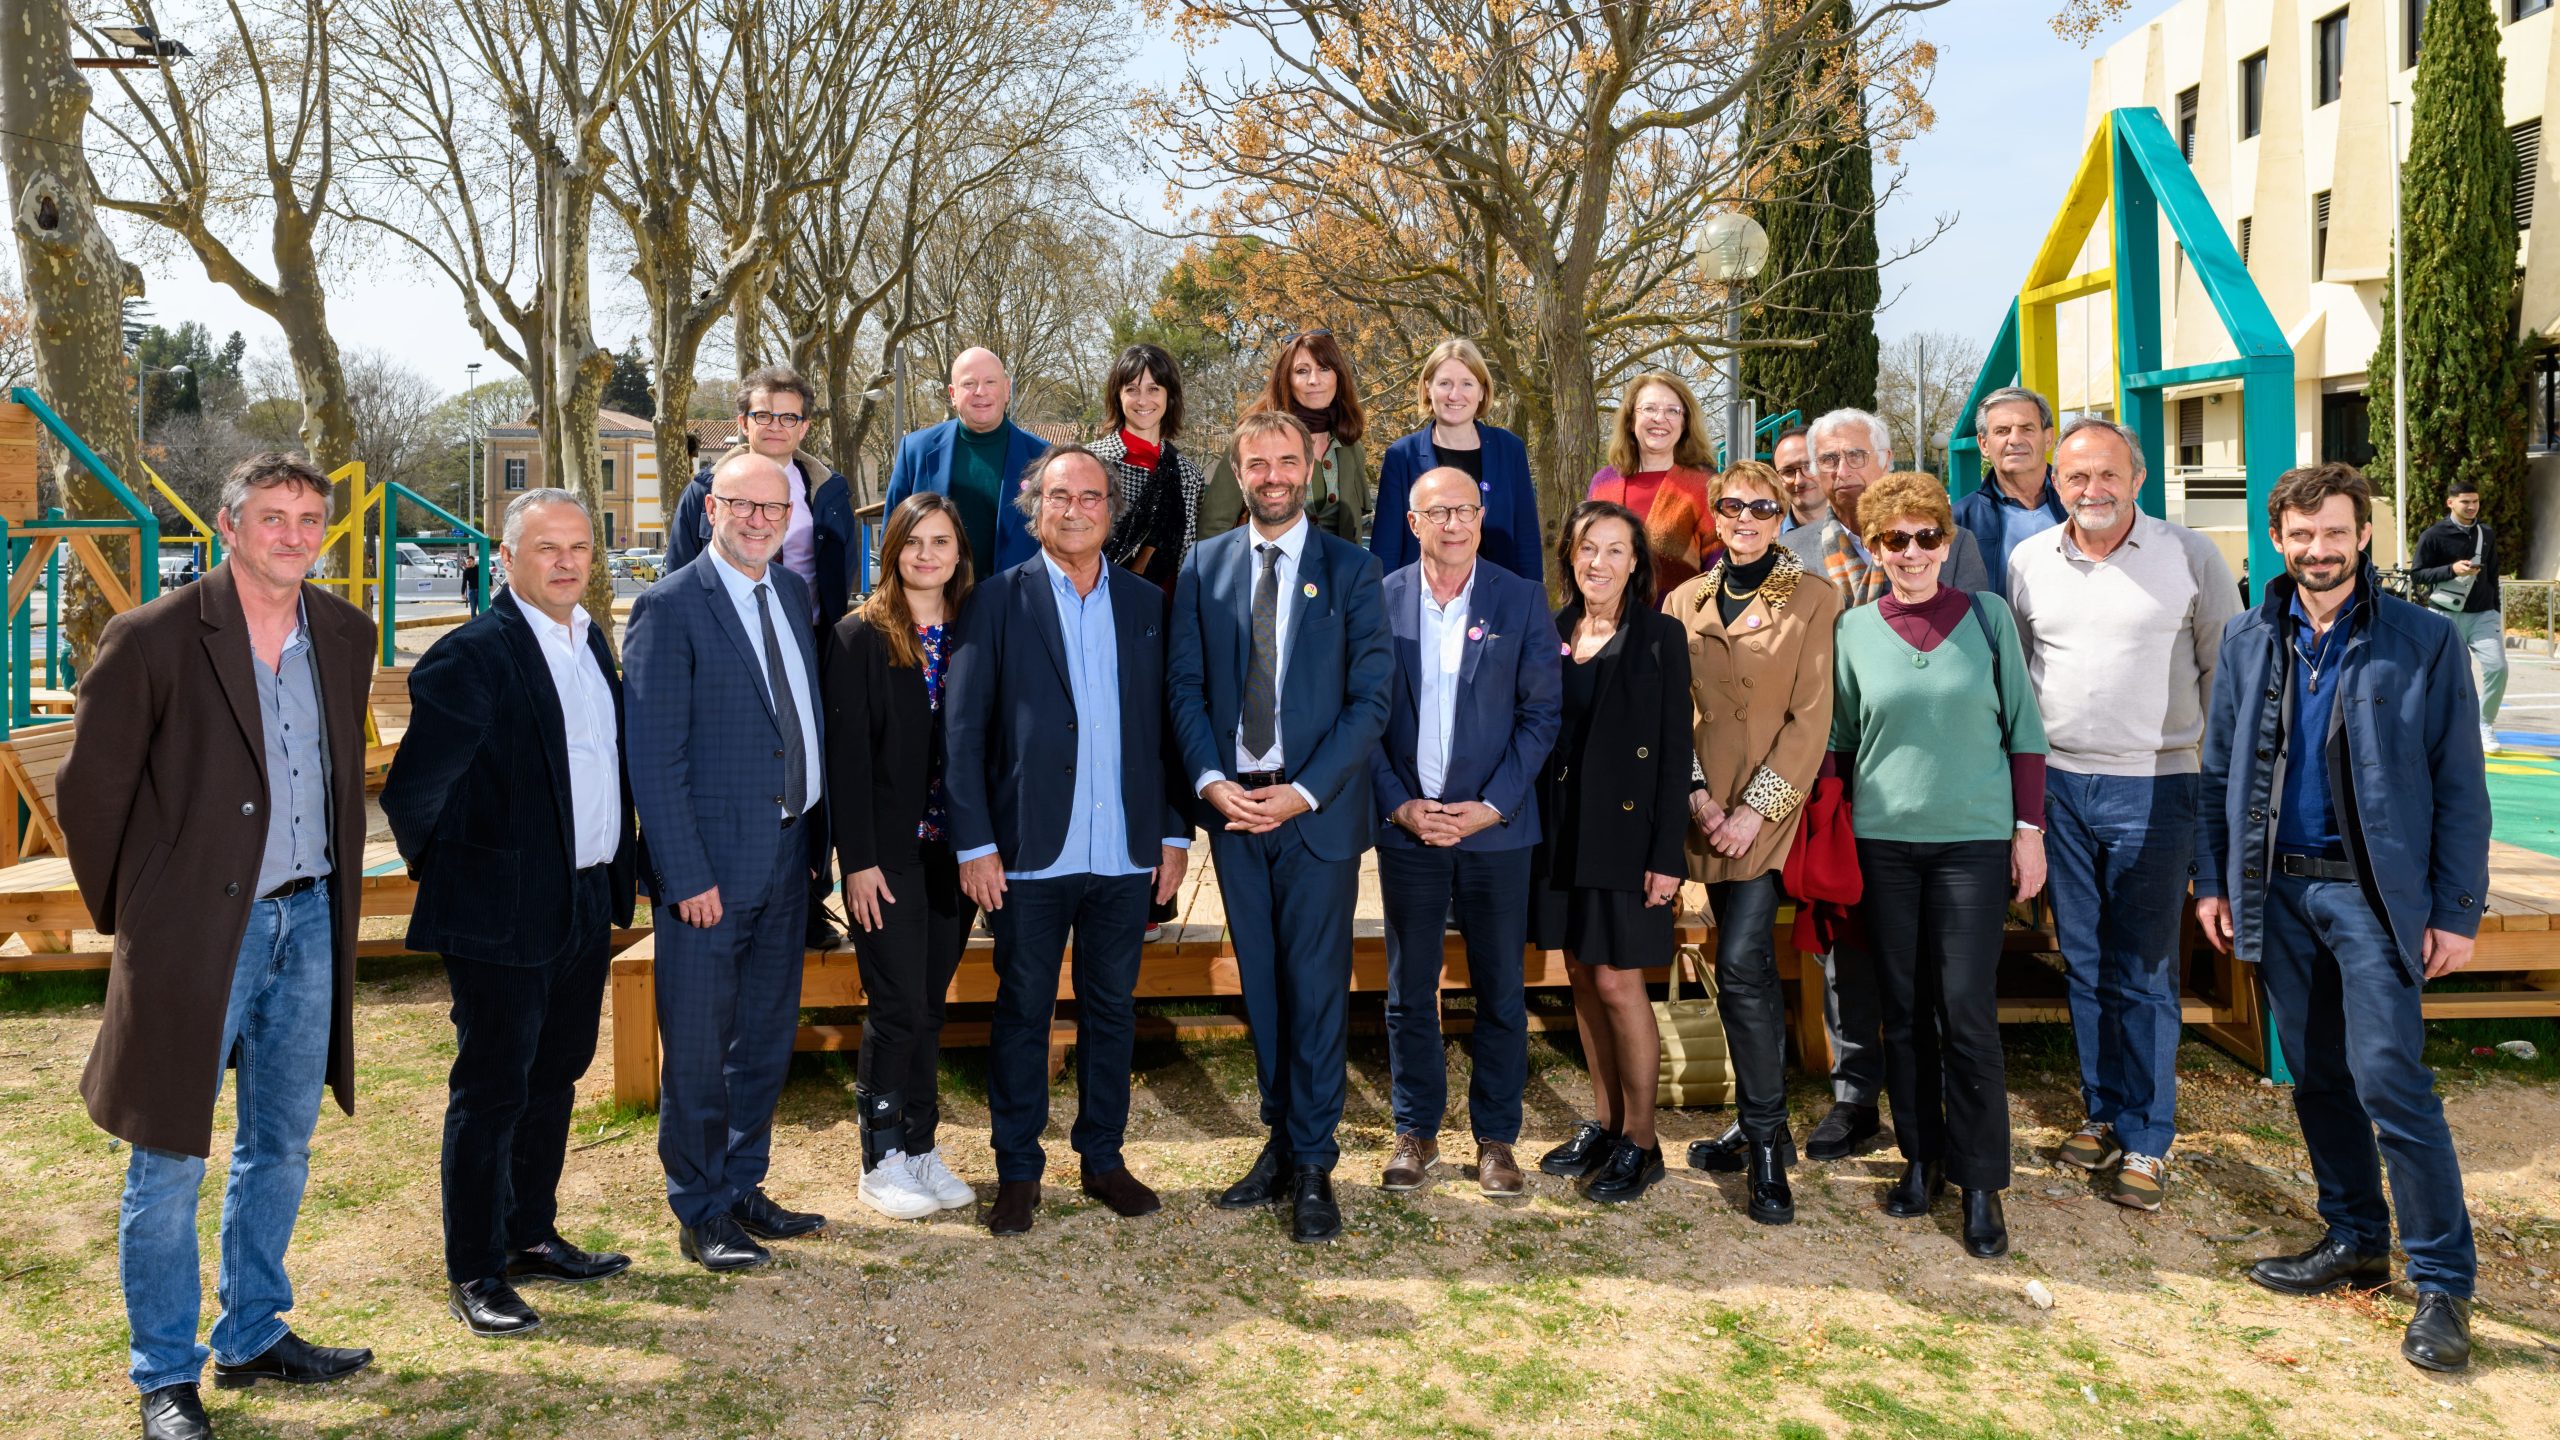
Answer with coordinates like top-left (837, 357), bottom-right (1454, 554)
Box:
top-left (5, 534), bottom-right (59, 621)
top-left (610, 933), bottom-right (660, 1109)
top-left (64, 533), bottom-right (137, 616)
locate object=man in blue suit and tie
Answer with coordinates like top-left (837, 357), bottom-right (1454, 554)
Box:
top-left (882, 347), bottom-right (1048, 576)
top-left (946, 444), bottom-right (1193, 1236)
top-left (626, 453), bottom-right (830, 1273)
top-left (1372, 468), bottom-right (1561, 1199)
top-left (1170, 410), bottom-right (1393, 1243)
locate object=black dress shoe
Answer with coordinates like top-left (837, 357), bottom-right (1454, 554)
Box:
top-left (1080, 1165), bottom-right (1162, 1218)
top-left (211, 1330), bottom-right (374, 1389)
top-left (140, 1383), bottom-right (210, 1440)
top-left (1747, 1139), bottom-right (1795, 1226)
top-left (449, 1277), bottom-right (542, 1337)
top-left (1961, 1188), bottom-right (2009, 1258)
top-left (1539, 1120), bottom-right (1617, 1179)
top-left (806, 910), bottom-right (845, 951)
top-left (1686, 1122), bottom-right (1746, 1174)
top-left (505, 1235), bottom-right (632, 1285)
top-left (1883, 1160), bottom-right (1945, 1218)
top-left (679, 1215), bottom-right (771, 1273)
top-left (732, 1189), bottom-right (826, 1241)
top-left (1584, 1139), bottom-right (1667, 1204)
top-left (2246, 1236), bottom-right (2393, 1297)
top-left (1288, 1165), bottom-right (1341, 1243)
top-left (1804, 1102), bottom-right (1881, 1162)
top-left (1218, 1136), bottom-right (1291, 1209)
top-left (2402, 1293), bottom-right (2473, 1372)
top-left (987, 1179), bottom-right (1041, 1234)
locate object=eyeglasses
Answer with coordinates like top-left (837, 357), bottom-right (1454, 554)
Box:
top-left (1816, 448), bottom-right (1872, 471)
top-left (712, 495), bottom-right (790, 523)
top-left (1039, 489), bottom-right (1111, 512)
top-left (1415, 503), bottom-right (1484, 526)
top-left (743, 410), bottom-right (806, 427)
top-left (1711, 497), bottom-right (1784, 521)
top-left (1632, 404), bottom-right (1687, 421)
top-left (1873, 527), bottom-right (1948, 553)
top-left (1776, 461), bottom-right (1814, 480)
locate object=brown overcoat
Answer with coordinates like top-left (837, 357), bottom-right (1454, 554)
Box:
top-left (58, 565), bottom-right (377, 1158)
top-left (1665, 545), bottom-right (1839, 885)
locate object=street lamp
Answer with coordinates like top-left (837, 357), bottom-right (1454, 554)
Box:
top-left (1695, 210), bottom-right (1770, 463)
top-left (464, 361), bottom-right (483, 528)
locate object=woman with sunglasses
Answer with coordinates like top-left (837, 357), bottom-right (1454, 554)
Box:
top-left (1200, 329), bottom-right (1372, 541)
top-left (1095, 343), bottom-right (1207, 594)
top-left (1588, 371), bottom-right (1720, 595)
top-left (1372, 338), bottom-right (1543, 580)
top-left (1660, 460), bottom-right (1837, 1224)
top-left (1826, 472), bottom-right (2048, 1261)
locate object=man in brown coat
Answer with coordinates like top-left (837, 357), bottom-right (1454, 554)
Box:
top-left (60, 454), bottom-right (379, 1440)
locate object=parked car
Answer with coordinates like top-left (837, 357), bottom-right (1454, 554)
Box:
top-left (157, 551), bottom-right (203, 588)
top-left (395, 542), bottom-right (457, 578)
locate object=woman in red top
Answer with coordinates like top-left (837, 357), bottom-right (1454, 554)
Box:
top-left (1587, 371), bottom-right (1718, 595)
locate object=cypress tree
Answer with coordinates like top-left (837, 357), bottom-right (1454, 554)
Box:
top-left (1740, 0), bottom-right (1881, 429)
top-left (2368, 0), bottom-right (2529, 552)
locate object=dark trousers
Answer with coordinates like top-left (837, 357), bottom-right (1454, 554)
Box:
top-left (848, 843), bottom-right (975, 1160)
top-left (440, 867), bottom-right (613, 1282)
top-left (1708, 872), bottom-right (1790, 1144)
top-left (1210, 823), bottom-right (1358, 1168)
top-left (1820, 939), bottom-right (1885, 1104)
top-left (1857, 838), bottom-right (2013, 1191)
top-left (655, 820), bottom-right (811, 1227)
top-left (986, 870), bottom-right (1152, 1183)
top-left (2261, 874), bottom-right (2476, 1296)
top-left (2044, 770), bottom-right (2196, 1158)
top-left (1378, 844), bottom-right (1533, 1144)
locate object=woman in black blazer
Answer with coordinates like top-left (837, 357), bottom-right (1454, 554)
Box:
top-left (823, 494), bottom-right (981, 1222)
top-left (1528, 500), bottom-right (1695, 1204)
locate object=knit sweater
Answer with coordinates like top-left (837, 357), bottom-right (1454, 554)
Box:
top-left (1827, 589), bottom-right (2048, 844)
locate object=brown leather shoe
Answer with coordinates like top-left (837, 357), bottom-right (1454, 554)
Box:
top-left (1477, 1140), bottom-right (1525, 1196)
top-left (1079, 1164), bottom-right (1162, 1218)
top-left (986, 1179), bottom-right (1040, 1235)
top-left (1380, 1132), bottom-right (1439, 1191)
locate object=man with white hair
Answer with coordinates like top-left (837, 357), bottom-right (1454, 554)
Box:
top-left (884, 346), bottom-right (1050, 575)
top-left (1781, 408), bottom-right (1992, 602)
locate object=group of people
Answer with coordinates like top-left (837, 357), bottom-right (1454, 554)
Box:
top-left (61, 349), bottom-right (2501, 1440)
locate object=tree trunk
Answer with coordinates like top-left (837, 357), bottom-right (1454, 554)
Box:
top-left (1528, 270), bottom-right (1601, 575)
top-left (651, 320), bottom-right (704, 520)
top-left (1, 0), bottom-right (145, 673)
top-left (538, 156), bottom-right (619, 639)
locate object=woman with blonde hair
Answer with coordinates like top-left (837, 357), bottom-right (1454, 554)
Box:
top-left (1371, 338), bottom-right (1544, 580)
top-left (1590, 371), bottom-right (1720, 595)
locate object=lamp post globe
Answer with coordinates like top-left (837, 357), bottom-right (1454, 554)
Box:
top-left (1694, 210), bottom-right (1770, 285)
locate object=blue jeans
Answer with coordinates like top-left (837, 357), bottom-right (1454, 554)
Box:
top-left (121, 886), bottom-right (334, 1393)
top-left (1378, 845), bottom-right (1533, 1144)
top-left (2043, 770), bottom-right (2197, 1159)
top-left (2261, 874), bottom-right (2476, 1296)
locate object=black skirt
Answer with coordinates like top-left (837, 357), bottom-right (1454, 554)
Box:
top-left (1531, 876), bottom-right (1679, 971)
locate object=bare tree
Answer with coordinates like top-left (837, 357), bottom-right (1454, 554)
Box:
top-left (1876, 329), bottom-right (1985, 476)
top-left (0, 270), bottom-right (34, 388)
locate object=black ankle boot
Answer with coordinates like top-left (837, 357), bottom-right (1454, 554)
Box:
top-left (1884, 1159), bottom-right (1945, 1217)
top-left (856, 1085), bottom-right (906, 1169)
top-left (1746, 1139), bottom-right (1795, 1225)
top-left (1686, 1122), bottom-right (1746, 1173)
top-left (1961, 1188), bottom-right (2008, 1258)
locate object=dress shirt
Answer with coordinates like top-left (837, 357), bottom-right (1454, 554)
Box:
top-left (249, 599), bottom-right (332, 896)
top-left (520, 593), bottom-right (623, 867)
top-left (776, 457), bottom-right (820, 623)
top-left (958, 552), bottom-right (1187, 878)
top-left (1414, 561), bottom-right (1478, 804)
top-left (1196, 513), bottom-right (1320, 812)
top-left (707, 548), bottom-right (822, 816)
top-left (2275, 586), bottom-right (2364, 857)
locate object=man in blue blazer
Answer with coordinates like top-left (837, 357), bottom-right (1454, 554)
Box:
top-left (945, 445), bottom-right (1193, 1236)
top-left (1169, 411), bottom-right (1394, 1243)
top-left (882, 347), bottom-right (1047, 576)
top-left (1371, 468), bottom-right (1561, 1199)
top-left (625, 453), bottom-right (830, 1274)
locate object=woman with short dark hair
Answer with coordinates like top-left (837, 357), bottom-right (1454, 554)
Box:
top-left (1095, 343), bottom-right (1207, 592)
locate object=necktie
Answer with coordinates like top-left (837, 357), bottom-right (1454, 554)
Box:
top-left (755, 582), bottom-right (808, 815)
top-left (1243, 542), bottom-right (1281, 759)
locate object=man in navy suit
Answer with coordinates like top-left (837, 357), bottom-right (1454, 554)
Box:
top-left (882, 347), bottom-right (1048, 576)
top-left (946, 444), bottom-right (1192, 1236)
top-left (1371, 468), bottom-right (1561, 1199)
top-left (626, 453), bottom-right (829, 1273)
top-left (1169, 410), bottom-right (1393, 1243)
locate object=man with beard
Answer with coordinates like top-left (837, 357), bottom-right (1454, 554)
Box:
top-left (2007, 417), bottom-right (2237, 1213)
top-left (1950, 387), bottom-right (2068, 597)
top-left (2196, 463), bottom-right (2487, 1372)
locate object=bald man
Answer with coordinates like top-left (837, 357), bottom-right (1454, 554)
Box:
top-left (883, 347), bottom-right (1049, 573)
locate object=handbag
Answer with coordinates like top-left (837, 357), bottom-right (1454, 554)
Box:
top-left (2426, 523), bottom-right (2486, 614)
top-left (1654, 942), bottom-right (1736, 1108)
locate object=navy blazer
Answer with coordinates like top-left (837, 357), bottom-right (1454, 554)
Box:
top-left (663, 453), bottom-right (861, 632)
top-left (943, 556), bottom-right (1188, 872)
top-left (1168, 521), bottom-right (1394, 863)
top-left (1369, 560), bottom-right (1561, 851)
top-left (625, 552), bottom-right (826, 906)
top-left (1371, 425), bottom-right (1545, 582)
top-left (883, 418), bottom-right (1047, 574)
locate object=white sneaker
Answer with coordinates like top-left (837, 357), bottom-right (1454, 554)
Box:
top-left (2482, 723), bottom-right (2499, 755)
top-left (908, 1149), bottom-right (977, 1210)
top-left (859, 1151), bottom-right (940, 1220)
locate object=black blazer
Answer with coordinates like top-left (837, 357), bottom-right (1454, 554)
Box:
top-left (1535, 601), bottom-right (1694, 889)
top-left (822, 608), bottom-right (949, 875)
top-left (382, 586), bottom-right (639, 965)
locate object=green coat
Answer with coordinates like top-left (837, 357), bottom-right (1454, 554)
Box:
top-left (1200, 435), bottom-right (1369, 542)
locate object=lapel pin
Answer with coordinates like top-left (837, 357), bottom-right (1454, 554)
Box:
top-left (1467, 625), bottom-right (1484, 641)
top-left (1303, 582), bottom-right (1319, 598)
top-left (1747, 615), bottom-right (1765, 629)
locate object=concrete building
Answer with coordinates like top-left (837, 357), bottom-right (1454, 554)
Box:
top-left (483, 408), bottom-right (666, 550)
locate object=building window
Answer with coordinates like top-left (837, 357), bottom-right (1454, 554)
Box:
top-left (503, 457), bottom-right (527, 492)
top-left (2314, 190), bottom-right (2333, 279)
top-left (602, 456), bottom-right (617, 493)
top-left (2316, 8), bottom-right (2348, 106)
top-left (2320, 391), bottom-right (2376, 467)
top-left (2177, 86), bottom-right (2200, 161)
top-left (2516, 118), bottom-right (2542, 230)
top-left (2517, 0), bottom-right (2552, 22)
top-left (2240, 50), bottom-right (2267, 137)
top-left (2239, 215), bottom-right (2254, 265)
top-left (2533, 348), bottom-right (2560, 452)
top-left (2178, 397), bottom-right (2205, 469)
top-left (2406, 0), bottom-right (2427, 68)
top-left (604, 511), bottom-right (617, 547)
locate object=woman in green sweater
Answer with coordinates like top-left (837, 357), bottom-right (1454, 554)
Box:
top-left (1826, 472), bottom-right (2048, 1262)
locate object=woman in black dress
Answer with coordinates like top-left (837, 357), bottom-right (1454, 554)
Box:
top-left (1529, 500), bottom-right (1696, 1203)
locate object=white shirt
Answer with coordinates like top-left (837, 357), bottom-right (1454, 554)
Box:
top-left (1415, 561), bottom-right (1478, 802)
top-left (776, 458), bottom-right (820, 623)
top-left (708, 548), bottom-right (823, 816)
top-left (520, 593), bottom-right (623, 867)
top-left (1197, 514), bottom-right (1320, 812)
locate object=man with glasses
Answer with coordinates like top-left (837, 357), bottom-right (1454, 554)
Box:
top-left (664, 365), bottom-right (862, 949)
top-left (1370, 468), bottom-right (1560, 1198)
top-left (943, 445), bottom-right (1192, 1236)
top-left (1951, 386), bottom-right (2068, 598)
top-left (885, 346), bottom-right (1049, 576)
top-left (1781, 408), bottom-right (1991, 603)
top-left (627, 453), bottom-right (832, 1274)
top-left (1772, 425), bottom-right (1827, 534)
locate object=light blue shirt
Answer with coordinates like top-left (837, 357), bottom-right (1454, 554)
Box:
top-left (707, 549), bottom-right (822, 817)
top-left (250, 600), bottom-right (332, 896)
top-left (1414, 562), bottom-right (1477, 802)
top-left (960, 553), bottom-right (1188, 878)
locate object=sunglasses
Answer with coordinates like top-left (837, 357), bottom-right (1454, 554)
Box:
top-left (1712, 497), bottom-right (1784, 521)
top-left (1874, 527), bottom-right (1949, 554)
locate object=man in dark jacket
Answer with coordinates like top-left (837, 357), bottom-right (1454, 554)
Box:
top-left (384, 489), bottom-right (640, 1340)
top-left (2408, 479), bottom-right (2506, 755)
top-left (2196, 463), bottom-right (2489, 1373)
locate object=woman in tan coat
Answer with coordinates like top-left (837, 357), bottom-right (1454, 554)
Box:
top-left (1662, 459), bottom-right (1838, 1226)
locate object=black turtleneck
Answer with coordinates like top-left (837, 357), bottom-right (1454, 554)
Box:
top-left (1715, 548), bottom-right (1780, 626)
